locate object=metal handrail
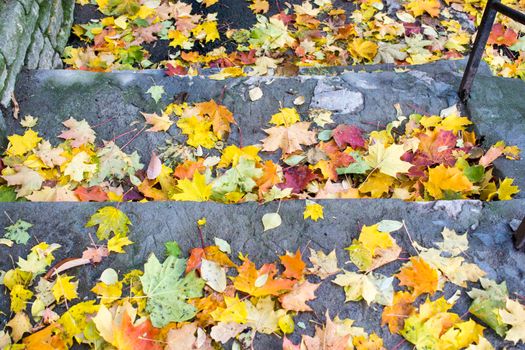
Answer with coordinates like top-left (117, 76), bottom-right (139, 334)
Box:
top-left (458, 0), bottom-right (525, 102)
top-left (458, 0), bottom-right (525, 250)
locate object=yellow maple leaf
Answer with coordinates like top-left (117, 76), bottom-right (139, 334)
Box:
top-left (142, 112), bottom-right (173, 132)
top-left (424, 165), bottom-right (473, 199)
top-left (359, 172), bottom-right (395, 198)
top-left (438, 114), bottom-right (472, 134)
top-left (249, 0), bottom-right (269, 13)
top-left (358, 224), bottom-right (394, 254)
top-left (269, 108), bottom-right (301, 126)
top-left (168, 29), bottom-right (189, 48)
top-left (405, 0), bottom-right (441, 17)
top-left (192, 21), bottom-right (220, 42)
top-left (209, 67), bottom-right (245, 80)
top-left (171, 172), bottom-right (212, 201)
top-left (107, 235), bottom-right (134, 253)
top-left (177, 116), bottom-right (217, 148)
top-left (365, 141), bottom-right (412, 177)
top-left (52, 275), bottom-right (79, 303)
top-left (91, 281), bottom-right (123, 306)
top-left (348, 38), bottom-right (378, 63)
top-left (64, 151), bottom-right (97, 182)
top-left (85, 206), bottom-right (131, 240)
top-left (439, 319), bottom-right (485, 349)
top-left (210, 295), bottom-right (248, 323)
top-left (491, 177), bottom-right (520, 200)
top-left (10, 284), bottom-right (33, 313)
top-left (219, 145), bottom-right (261, 168)
top-left (6, 129), bottom-right (42, 157)
top-left (303, 200), bottom-right (324, 221)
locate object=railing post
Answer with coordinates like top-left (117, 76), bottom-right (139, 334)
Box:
top-left (458, 0), bottom-right (499, 102)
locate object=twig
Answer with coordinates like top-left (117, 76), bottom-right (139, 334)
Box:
top-left (122, 125), bottom-right (147, 149)
top-left (402, 220), bottom-right (420, 256)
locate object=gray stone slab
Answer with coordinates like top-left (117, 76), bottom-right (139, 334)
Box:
top-left (6, 60), bottom-right (524, 197)
top-left (0, 199), bottom-right (524, 349)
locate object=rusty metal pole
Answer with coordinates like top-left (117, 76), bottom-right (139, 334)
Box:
top-left (458, 0), bottom-right (499, 102)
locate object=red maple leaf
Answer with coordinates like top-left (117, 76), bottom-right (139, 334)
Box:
top-left (488, 24), bottom-right (518, 46)
top-left (165, 63), bottom-right (188, 76)
top-left (279, 166), bottom-right (318, 193)
top-left (74, 186), bottom-right (109, 202)
top-left (332, 125), bottom-right (366, 149)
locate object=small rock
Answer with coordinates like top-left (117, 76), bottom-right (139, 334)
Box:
top-left (310, 80), bottom-right (363, 113)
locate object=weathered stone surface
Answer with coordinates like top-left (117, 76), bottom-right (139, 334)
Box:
top-left (0, 199), bottom-right (523, 349)
top-left (25, 30), bottom-right (45, 70)
top-left (0, 1), bottom-right (28, 66)
top-left (0, 0), bottom-right (74, 106)
top-left (38, 37), bottom-right (55, 69)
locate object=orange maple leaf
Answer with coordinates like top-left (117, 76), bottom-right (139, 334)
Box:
top-left (186, 246), bottom-right (236, 273)
top-left (395, 257), bottom-right (438, 297)
top-left (233, 258), bottom-right (296, 297)
top-left (174, 159), bottom-right (205, 179)
top-left (23, 323), bottom-right (67, 350)
top-left (381, 291), bottom-right (416, 333)
top-left (280, 249), bottom-right (306, 280)
top-left (195, 100), bottom-right (236, 140)
top-left (256, 160), bottom-right (282, 198)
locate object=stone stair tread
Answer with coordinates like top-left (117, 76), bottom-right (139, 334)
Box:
top-left (4, 59), bottom-right (524, 196)
top-left (0, 198), bottom-right (524, 348)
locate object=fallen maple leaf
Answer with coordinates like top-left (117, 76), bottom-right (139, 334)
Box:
top-left (58, 118), bottom-right (96, 147)
top-left (279, 281), bottom-right (320, 311)
top-left (142, 112), bottom-right (174, 132)
top-left (261, 122), bottom-right (317, 154)
top-left (396, 256), bottom-right (438, 297)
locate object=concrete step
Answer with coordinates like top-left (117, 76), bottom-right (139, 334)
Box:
top-left (2, 59), bottom-right (524, 196)
top-left (0, 198), bottom-right (524, 348)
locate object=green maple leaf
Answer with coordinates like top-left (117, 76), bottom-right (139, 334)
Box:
top-left (0, 186), bottom-right (20, 202)
top-left (90, 142), bottom-right (142, 186)
top-left (102, 0), bottom-right (140, 16)
top-left (85, 206), bottom-right (131, 240)
top-left (212, 157), bottom-right (263, 195)
top-left (4, 219), bottom-right (32, 245)
top-left (147, 85), bottom-right (165, 103)
top-left (140, 254), bottom-right (205, 327)
top-left (337, 152), bottom-right (372, 175)
top-left (467, 278), bottom-right (509, 336)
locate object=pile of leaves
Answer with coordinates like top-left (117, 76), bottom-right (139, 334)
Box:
top-left (1, 207), bottom-right (525, 349)
top-left (0, 98), bottom-right (520, 202)
top-left (67, 0), bottom-right (525, 80)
